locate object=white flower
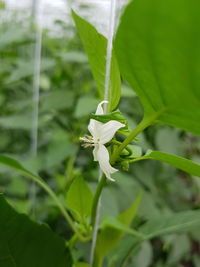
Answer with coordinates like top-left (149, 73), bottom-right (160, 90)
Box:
top-left (81, 101), bottom-right (125, 181)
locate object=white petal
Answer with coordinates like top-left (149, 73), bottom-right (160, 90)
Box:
top-left (88, 100), bottom-right (108, 138)
top-left (99, 120), bottom-right (125, 144)
top-left (93, 145), bottom-right (98, 161)
top-left (95, 100), bottom-right (108, 115)
top-left (96, 144), bottom-right (118, 181)
top-left (88, 119), bottom-right (102, 139)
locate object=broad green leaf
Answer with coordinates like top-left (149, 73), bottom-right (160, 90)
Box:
top-left (72, 10), bottom-right (121, 111)
top-left (133, 151), bottom-right (200, 178)
top-left (95, 193), bottom-right (142, 263)
top-left (115, 0), bottom-right (200, 136)
top-left (0, 195), bottom-right (72, 267)
top-left (140, 210), bottom-right (200, 239)
top-left (66, 176), bottom-right (93, 221)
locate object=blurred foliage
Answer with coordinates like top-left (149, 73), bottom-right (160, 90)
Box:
top-left (0, 6), bottom-right (200, 267)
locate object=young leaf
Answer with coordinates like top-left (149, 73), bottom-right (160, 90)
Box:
top-left (0, 195), bottom-right (72, 267)
top-left (66, 176), bottom-right (93, 221)
top-left (72, 10), bottom-right (121, 111)
top-left (115, 0), bottom-right (200, 136)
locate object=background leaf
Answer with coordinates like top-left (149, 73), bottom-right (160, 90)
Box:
top-left (140, 210), bottom-right (200, 239)
top-left (115, 0), bottom-right (200, 135)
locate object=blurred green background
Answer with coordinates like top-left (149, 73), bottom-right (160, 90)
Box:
top-left (0, 2), bottom-right (200, 266)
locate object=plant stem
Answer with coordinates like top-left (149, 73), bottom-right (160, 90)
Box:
top-left (111, 112), bottom-right (162, 164)
top-left (91, 174), bottom-right (107, 227)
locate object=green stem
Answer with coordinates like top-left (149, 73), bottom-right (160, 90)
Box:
top-left (91, 174), bottom-right (106, 227)
top-left (111, 112), bottom-right (162, 164)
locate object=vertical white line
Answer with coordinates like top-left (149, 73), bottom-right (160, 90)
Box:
top-left (90, 0), bottom-right (117, 265)
top-left (30, 0), bottom-right (43, 213)
top-left (103, 0), bottom-right (117, 113)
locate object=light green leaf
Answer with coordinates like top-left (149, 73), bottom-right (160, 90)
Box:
top-left (0, 195), bottom-right (72, 267)
top-left (133, 151), bottom-right (200, 178)
top-left (115, 0), bottom-right (200, 135)
top-left (74, 96), bottom-right (99, 118)
top-left (140, 210), bottom-right (200, 239)
top-left (72, 10), bottom-right (121, 111)
top-left (66, 176), bottom-right (93, 221)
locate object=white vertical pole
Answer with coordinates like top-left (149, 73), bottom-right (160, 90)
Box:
top-left (30, 0), bottom-right (43, 213)
top-left (89, 0), bottom-right (117, 265)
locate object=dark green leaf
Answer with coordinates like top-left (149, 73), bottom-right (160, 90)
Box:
top-left (0, 195), bottom-right (72, 267)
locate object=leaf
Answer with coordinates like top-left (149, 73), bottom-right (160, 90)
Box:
top-left (135, 151), bottom-right (200, 178)
top-left (95, 193), bottom-right (142, 263)
top-left (90, 109), bottom-right (129, 131)
top-left (115, 0), bottom-right (200, 136)
top-left (66, 176), bottom-right (93, 221)
top-left (140, 210), bottom-right (200, 239)
top-left (72, 10), bottom-right (121, 111)
top-left (0, 195), bottom-right (72, 267)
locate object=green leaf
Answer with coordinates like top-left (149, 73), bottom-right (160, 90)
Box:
top-left (135, 151), bottom-right (200, 178)
top-left (66, 176), bottom-right (93, 221)
top-left (115, 0), bottom-right (200, 136)
top-left (95, 193), bottom-right (142, 263)
top-left (72, 10), bottom-right (121, 111)
top-left (90, 109), bottom-right (128, 131)
top-left (140, 210), bottom-right (200, 239)
top-left (0, 195), bottom-right (72, 267)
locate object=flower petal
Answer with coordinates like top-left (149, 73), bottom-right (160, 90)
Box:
top-left (88, 100), bottom-right (108, 138)
top-left (93, 145), bottom-right (98, 161)
top-left (95, 100), bottom-right (108, 115)
top-left (88, 119), bottom-right (102, 139)
top-left (96, 144), bottom-right (118, 181)
top-left (99, 120), bottom-right (125, 144)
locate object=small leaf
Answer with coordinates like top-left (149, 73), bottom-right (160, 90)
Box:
top-left (66, 176), bottom-right (93, 221)
top-left (72, 10), bottom-right (121, 111)
top-left (90, 110), bottom-right (129, 131)
top-left (0, 195), bottom-right (72, 267)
